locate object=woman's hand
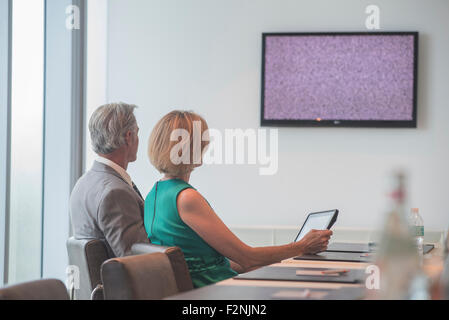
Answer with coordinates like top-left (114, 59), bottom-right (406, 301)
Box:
top-left (297, 229), bottom-right (333, 255)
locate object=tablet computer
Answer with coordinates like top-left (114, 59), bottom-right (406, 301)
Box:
top-left (294, 210), bottom-right (339, 242)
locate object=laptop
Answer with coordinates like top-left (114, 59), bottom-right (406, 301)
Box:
top-left (327, 242), bottom-right (434, 254)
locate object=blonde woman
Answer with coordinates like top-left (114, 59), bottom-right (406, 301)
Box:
top-left (145, 110), bottom-right (332, 288)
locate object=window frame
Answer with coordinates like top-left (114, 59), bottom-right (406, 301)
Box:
top-left (0, 0), bottom-right (12, 286)
top-left (41, 0), bottom-right (86, 280)
top-left (0, 0), bottom-right (87, 284)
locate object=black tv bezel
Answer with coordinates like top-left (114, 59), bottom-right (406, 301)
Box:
top-left (260, 32), bottom-right (419, 128)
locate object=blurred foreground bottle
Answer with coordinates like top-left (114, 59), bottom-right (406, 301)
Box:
top-left (374, 172), bottom-right (422, 299)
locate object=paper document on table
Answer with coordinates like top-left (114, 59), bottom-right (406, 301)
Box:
top-left (295, 270), bottom-right (340, 277)
top-left (272, 290), bottom-right (329, 299)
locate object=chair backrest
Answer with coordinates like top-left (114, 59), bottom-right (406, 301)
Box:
top-left (66, 237), bottom-right (114, 300)
top-left (131, 243), bottom-right (193, 292)
top-left (101, 252), bottom-right (179, 300)
top-left (0, 279), bottom-right (69, 300)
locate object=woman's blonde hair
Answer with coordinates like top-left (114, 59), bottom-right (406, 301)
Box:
top-left (148, 110), bottom-right (209, 177)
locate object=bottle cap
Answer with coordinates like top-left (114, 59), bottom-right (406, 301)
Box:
top-left (411, 208), bottom-right (419, 214)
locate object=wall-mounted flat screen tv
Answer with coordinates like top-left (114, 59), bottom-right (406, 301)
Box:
top-left (261, 32), bottom-right (418, 127)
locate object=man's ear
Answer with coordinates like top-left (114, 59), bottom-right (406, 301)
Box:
top-left (125, 130), bottom-right (132, 146)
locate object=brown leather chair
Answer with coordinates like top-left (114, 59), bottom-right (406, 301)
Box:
top-left (66, 237), bottom-right (114, 300)
top-left (0, 279), bottom-right (69, 300)
top-left (101, 252), bottom-right (179, 300)
top-left (131, 243), bottom-right (193, 292)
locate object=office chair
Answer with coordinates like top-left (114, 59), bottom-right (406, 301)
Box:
top-left (101, 252), bottom-right (179, 300)
top-left (0, 279), bottom-right (69, 300)
top-left (66, 237), bottom-right (114, 300)
top-left (131, 243), bottom-right (193, 292)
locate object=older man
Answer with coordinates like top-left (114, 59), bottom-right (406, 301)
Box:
top-left (70, 102), bottom-right (149, 257)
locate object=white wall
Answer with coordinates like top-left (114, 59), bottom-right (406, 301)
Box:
top-left (105, 0), bottom-right (449, 231)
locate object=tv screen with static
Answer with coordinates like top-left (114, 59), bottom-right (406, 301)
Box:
top-left (261, 32), bottom-right (418, 127)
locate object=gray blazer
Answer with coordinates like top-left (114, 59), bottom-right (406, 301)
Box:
top-left (69, 161), bottom-right (149, 257)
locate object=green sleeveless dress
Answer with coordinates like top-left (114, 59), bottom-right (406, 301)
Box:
top-left (144, 179), bottom-right (238, 288)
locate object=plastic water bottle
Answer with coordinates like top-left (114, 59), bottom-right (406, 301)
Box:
top-left (409, 208), bottom-right (424, 257)
top-left (406, 208), bottom-right (429, 300)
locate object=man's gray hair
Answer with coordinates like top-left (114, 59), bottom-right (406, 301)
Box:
top-left (89, 102), bottom-right (138, 154)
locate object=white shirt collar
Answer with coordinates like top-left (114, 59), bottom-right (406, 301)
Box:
top-left (96, 156), bottom-right (133, 187)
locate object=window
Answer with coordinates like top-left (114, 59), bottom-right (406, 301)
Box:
top-left (7, 0), bottom-right (45, 284)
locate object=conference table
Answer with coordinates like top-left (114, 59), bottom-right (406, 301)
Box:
top-left (167, 243), bottom-right (445, 300)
